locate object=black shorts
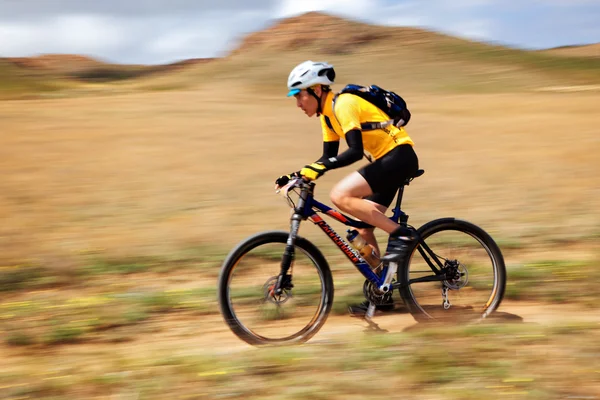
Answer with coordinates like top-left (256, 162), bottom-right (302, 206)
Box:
top-left (358, 144), bottom-right (419, 208)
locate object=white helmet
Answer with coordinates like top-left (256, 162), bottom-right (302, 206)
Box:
top-left (287, 60), bottom-right (335, 97)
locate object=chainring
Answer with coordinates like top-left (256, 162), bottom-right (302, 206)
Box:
top-left (362, 279), bottom-right (393, 306)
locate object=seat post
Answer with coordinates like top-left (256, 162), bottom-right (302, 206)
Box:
top-left (391, 169), bottom-right (423, 226)
top-left (395, 185), bottom-right (405, 210)
top-left (391, 185), bottom-right (409, 226)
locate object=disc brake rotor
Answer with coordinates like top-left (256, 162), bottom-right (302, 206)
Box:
top-left (263, 276), bottom-right (292, 305)
top-left (443, 260), bottom-right (469, 290)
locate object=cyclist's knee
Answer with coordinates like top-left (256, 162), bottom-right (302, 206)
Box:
top-left (330, 188), bottom-right (348, 210)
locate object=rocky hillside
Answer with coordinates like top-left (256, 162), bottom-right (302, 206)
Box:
top-left (4, 54), bottom-right (106, 73)
top-left (2, 12), bottom-right (600, 98)
top-left (230, 11), bottom-right (448, 56)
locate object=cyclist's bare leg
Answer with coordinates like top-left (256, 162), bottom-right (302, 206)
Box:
top-left (330, 172), bottom-right (400, 239)
top-left (356, 204), bottom-right (386, 256)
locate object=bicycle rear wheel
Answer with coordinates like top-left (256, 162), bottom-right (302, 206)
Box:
top-left (218, 231), bottom-right (333, 346)
top-left (398, 218), bottom-right (506, 323)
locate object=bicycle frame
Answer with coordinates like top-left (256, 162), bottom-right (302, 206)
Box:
top-left (274, 178), bottom-right (450, 298)
top-left (276, 180), bottom-right (409, 292)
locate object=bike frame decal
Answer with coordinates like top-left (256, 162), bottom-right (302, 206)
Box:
top-left (308, 214), bottom-right (360, 264)
top-left (306, 202), bottom-right (384, 285)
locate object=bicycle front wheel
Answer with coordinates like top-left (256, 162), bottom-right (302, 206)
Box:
top-left (398, 218), bottom-right (506, 323)
top-left (218, 231), bottom-right (334, 346)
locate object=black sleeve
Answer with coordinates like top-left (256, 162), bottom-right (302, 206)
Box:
top-left (316, 141), bottom-right (340, 164)
top-left (320, 129), bottom-right (363, 170)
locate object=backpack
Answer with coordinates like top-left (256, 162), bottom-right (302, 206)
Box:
top-left (330, 84), bottom-right (411, 131)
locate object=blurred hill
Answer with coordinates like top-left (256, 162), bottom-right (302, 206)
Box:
top-left (540, 43), bottom-right (600, 58)
top-left (2, 12), bottom-right (600, 99)
top-left (6, 54), bottom-right (110, 73)
top-left (0, 54), bottom-right (213, 98)
top-left (1, 54), bottom-right (212, 82)
top-left (2, 54), bottom-right (213, 75)
top-left (230, 11), bottom-right (442, 56)
top-left (220, 12), bottom-right (600, 93)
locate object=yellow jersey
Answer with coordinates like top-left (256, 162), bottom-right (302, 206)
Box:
top-left (320, 91), bottom-right (414, 160)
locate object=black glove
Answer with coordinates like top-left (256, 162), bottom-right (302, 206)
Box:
top-left (275, 172), bottom-right (300, 187)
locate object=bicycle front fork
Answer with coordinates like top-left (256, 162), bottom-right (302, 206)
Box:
top-left (274, 212), bottom-right (302, 295)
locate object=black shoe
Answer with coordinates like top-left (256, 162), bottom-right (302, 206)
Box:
top-left (348, 299), bottom-right (394, 317)
top-left (382, 226), bottom-right (416, 263)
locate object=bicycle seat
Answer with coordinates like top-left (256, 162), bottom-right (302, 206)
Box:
top-left (403, 169), bottom-right (425, 186)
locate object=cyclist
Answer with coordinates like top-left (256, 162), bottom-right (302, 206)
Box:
top-left (276, 60), bottom-right (420, 316)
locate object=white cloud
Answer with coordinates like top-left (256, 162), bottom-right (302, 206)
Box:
top-left (0, 24), bottom-right (38, 55)
top-left (534, 0), bottom-right (599, 5)
top-left (356, 0), bottom-right (495, 42)
top-left (444, 18), bottom-right (493, 41)
top-left (0, 15), bottom-right (127, 58)
top-left (0, 0), bottom-right (276, 19)
top-left (52, 15), bottom-right (126, 53)
top-left (0, 0), bottom-right (598, 63)
top-left (369, 2), bottom-right (425, 27)
top-left (0, 9), bottom-right (270, 63)
top-left (0, 1), bottom-right (274, 63)
top-left (143, 19), bottom-right (235, 63)
top-left (275, 0), bottom-right (378, 18)
top-left (443, 0), bottom-right (496, 8)
top-left (377, 15), bottom-right (424, 27)
top-left (273, 0), bottom-right (496, 42)
top-left (147, 29), bottom-right (216, 57)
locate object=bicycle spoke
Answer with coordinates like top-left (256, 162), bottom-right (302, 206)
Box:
top-left (404, 225), bottom-right (503, 323)
top-left (226, 242), bottom-right (326, 341)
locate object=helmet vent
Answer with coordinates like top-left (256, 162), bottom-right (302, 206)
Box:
top-left (319, 68), bottom-right (336, 81)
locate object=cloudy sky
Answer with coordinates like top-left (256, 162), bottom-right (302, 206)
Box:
top-left (1, 0), bottom-right (599, 64)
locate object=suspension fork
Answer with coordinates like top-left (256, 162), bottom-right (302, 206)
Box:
top-left (274, 186), bottom-right (309, 295)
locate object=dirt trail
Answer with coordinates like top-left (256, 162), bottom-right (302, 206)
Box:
top-left (84, 301), bottom-right (600, 352)
top-left (199, 300), bottom-right (599, 353)
top-left (0, 299), bottom-right (598, 383)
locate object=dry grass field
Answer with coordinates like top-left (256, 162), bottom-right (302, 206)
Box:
top-left (1, 12), bottom-right (599, 400)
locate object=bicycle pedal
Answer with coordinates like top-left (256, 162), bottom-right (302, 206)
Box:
top-left (365, 302), bottom-right (376, 319)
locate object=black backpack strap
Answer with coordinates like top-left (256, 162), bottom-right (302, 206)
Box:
top-left (332, 92), bottom-right (375, 163)
top-left (336, 93), bottom-right (397, 131)
top-left (331, 93), bottom-right (340, 124)
top-left (361, 121), bottom-right (389, 131)
top-left (323, 115), bottom-right (334, 131)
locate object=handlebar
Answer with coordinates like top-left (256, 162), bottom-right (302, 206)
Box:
top-left (275, 177), bottom-right (312, 194)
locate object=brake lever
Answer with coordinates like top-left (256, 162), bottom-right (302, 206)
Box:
top-left (275, 178), bottom-right (304, 194)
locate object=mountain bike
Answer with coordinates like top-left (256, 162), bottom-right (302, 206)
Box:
top-left (218, 170), bottom-right (506, 346)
